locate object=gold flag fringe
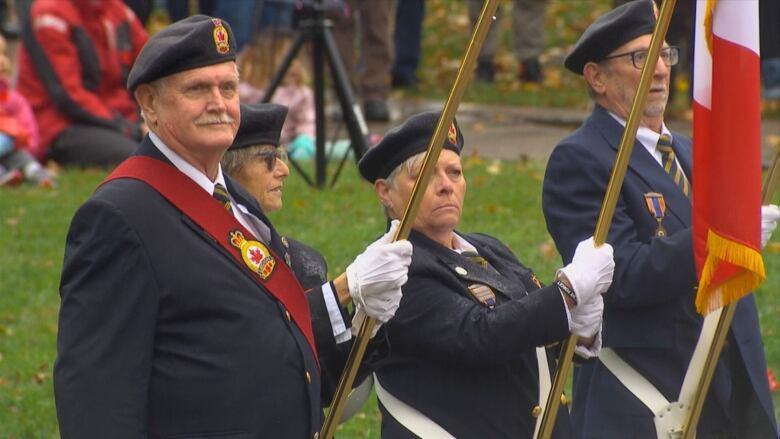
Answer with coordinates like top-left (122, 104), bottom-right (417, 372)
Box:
top-left (695, 228), bottom-right (765, 315)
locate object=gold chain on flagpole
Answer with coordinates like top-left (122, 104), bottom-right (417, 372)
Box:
top-left (536, 1), bottom-right (677, 437)
top-left (317, 2), bottom-right (500, 437)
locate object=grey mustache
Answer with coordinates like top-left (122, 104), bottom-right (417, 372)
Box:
top-left (196, 115), bottom-right (235, 125)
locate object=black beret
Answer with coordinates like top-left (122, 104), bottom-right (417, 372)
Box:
top-left (127, 15), bottom-right (237, 91)
top-left (230, 103), bottom-right (289, 150)
top-left (358, 111), bottom-right (464, 183)
top-left (564, 0), bottom-right (659, 75)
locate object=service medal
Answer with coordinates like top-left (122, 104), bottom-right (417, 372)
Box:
top-left (643, 192), bottom-right (667, 237)
top-left (468, 283), bottom-right (496, 308)
top-left (229, 230), bottom-right (275, 279)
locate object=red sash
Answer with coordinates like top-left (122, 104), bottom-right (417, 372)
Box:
top-left (102, 156), bottom-right (318, 362)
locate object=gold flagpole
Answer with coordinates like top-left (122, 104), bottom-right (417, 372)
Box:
top-left (536, 1), bottom-right (676, 437)
top-left (318, 1), bottom-right (500, 437)
top-left (761, 149), bottom-right (780, 203)
top-left (681, 149), bottom-right (780, 439)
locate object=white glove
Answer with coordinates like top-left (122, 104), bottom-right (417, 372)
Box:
top-left (570, 295), bottom-right (603, 337)
top-left (346, 220), bottom-right (412, 323)
top-left (558, 237), bottom-right (615, 305)
top-left (761, 204), bottom-right (780, 249)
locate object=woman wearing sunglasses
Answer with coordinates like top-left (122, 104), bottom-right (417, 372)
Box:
top-left (222, 103), bottom-right (327, 292)
top-left (222, 103), bottom-right (292, 215)
top-left (221, 102), bottom-right (396, 406)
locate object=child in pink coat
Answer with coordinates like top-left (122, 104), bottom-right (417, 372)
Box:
top-left (0, 35), bottom-right (53, 187)
top-left (238, 33), bottom-right (316, 160)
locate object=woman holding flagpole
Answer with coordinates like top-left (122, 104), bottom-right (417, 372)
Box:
top-left (358, 111), bottom-right (615, 438)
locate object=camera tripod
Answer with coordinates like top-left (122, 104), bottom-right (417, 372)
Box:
top-left (261, 0), bottom-right (368, 188)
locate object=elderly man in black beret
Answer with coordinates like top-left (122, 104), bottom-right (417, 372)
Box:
top-left (359, 111), bottom-right (614, 438)
top-left (54, 15), bottom-right (412, 438)
top-left (542, 1), bottom-right (779, 438)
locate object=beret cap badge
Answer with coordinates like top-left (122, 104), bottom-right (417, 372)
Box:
top-left (126, 15), bottom-right (238, 91)
top-left (357, 111), bottom-right (464, 183)
top-left (212, 18), bottom-right (230, 54)
top-left (447, 123), bottom-right (457, 145)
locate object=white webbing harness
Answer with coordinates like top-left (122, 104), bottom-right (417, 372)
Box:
top-left (598, 308), bottom-right (723, 439)
top-left (374, 347), bottom-right (553, 438)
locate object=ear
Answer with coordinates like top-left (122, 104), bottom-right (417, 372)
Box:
top-left (374, 179), bottom-right (393, 210)
top-left (583, 62), bottom-right (607, 95)
top-left (134, 84), bottom-right (158, 126)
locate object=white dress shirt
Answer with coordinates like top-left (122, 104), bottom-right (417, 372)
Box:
top-left (609, 112), bottom-right (689, 180)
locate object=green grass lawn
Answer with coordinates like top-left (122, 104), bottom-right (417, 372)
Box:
top-left (1, 156), bottom-right (778, 438)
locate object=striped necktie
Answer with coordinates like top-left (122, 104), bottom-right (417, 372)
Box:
top-left (656, 134), bottom-right (690, 197)
top-left (212, 183), bottom-right (233, 212)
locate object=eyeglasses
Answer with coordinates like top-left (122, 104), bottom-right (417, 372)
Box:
top-left (254, 147), bottom-right (288, 171)
top-left (602, 46), bottom-right (679, 70)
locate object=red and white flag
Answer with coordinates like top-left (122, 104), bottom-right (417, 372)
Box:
top-left (692, 0), bottom-right (765, 315)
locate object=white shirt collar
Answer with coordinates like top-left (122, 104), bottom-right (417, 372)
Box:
top-left (148, 131), bottom-right (228, 195)
top-left (451, 232), bottom-right (478, 254)
top-left (607, 111), bottom-right (672, 158)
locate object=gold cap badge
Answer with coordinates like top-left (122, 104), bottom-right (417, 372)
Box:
top-left (447, 122), bottom-right (457, 145)
top-left (212, 18), bottom-right (230, 54)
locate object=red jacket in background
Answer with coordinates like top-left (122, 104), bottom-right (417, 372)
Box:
top-left (16, 0), bottom-right (148, 160)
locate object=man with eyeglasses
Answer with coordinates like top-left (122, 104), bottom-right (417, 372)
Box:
top-left (541, 1), bottom-right (779, 438)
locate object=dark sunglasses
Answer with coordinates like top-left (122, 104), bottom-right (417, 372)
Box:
top-left (254, 147), bottom-right (289, 171)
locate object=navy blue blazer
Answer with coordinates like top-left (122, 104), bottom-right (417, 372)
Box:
top-left (542, 105), bottom-right (777, 438)
top-left (374, 231), bottom-right (573, 439)
top-left (55, 137), bottom-right (341, 439)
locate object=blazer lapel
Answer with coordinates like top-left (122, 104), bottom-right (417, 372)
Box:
top-left (590, 106), bottom-right (691, 227)
top-left (411, 231), bottom-right (516, 299)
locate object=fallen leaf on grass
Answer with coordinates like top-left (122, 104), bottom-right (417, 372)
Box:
top-left (464, 155), bottom-right (483, 168)
top-left (292, 199), bottom-right (307, 209)
top-left (538, 240), bottom-right (556, 261)
top-left (765, 242), bottom-right (780, 253)
top-left (486, 160), bottom-right (501, 176)
top-left (33, 372), bottom-right (49, 385)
